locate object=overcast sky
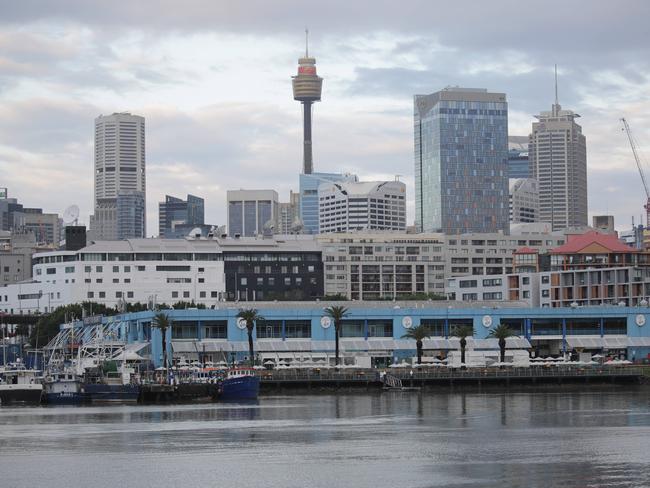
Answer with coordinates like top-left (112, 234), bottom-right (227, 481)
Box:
top-left (1, 0), bottom-right (649, 234)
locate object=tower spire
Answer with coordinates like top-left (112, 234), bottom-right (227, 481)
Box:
top-left (552, 64), bottom-right (561, 116)
top-left (554, 64), bottom-right (558, 106)
top-left (305, 28), bottom-right (309, 57)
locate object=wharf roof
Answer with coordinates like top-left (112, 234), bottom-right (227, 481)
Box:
top-left (550, 231), bottom-right (636, 254)
top-left (199, 300), bottom-right (531, 311)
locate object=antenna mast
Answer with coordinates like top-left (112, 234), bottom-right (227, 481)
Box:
top-left (305, 28), bottom-right (309, 57)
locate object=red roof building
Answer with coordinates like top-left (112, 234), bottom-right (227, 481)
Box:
top-left (549, 231), bottom-right (650, 270)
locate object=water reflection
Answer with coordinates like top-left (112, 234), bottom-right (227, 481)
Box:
top-left (0, 390), bottom-right (649, 488)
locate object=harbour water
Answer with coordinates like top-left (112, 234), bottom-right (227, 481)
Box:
top-left (1, 390), bottom-right (650, 488)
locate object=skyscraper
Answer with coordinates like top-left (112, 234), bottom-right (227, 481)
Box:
top-left (116, 191), bottom-right (145, 240)
top-left (227, 190), bottom-right (279, 237)
top-left (90, 112), bottom-right (146, 240)
top-left (509, 178), bottom-right (539, 224)
top-left (158, 194), bottom-right (205, 238)
top-left (529, 71), bottom-right (587, 231)
top-left (507, 136), bottom-right (531, 178)
top-left (292, 30), bottom-right (323, 175)
top-left (414, 87), bottom-right (509, 234)
top-left (299, 172), bottom-right (357, 234)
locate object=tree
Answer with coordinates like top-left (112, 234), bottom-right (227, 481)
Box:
top-left (237, 308), bottom-right (264, 366)
top-left (488, 324), bottom-right (516, 363)
top-left (152, 312), bottom-right (172, 382)
top-left (324, 305), bottom-right (349, 366)
top-left (401, 325), bottom-right (430, 365)
top-left (451, 325), bottom-right (475, 367)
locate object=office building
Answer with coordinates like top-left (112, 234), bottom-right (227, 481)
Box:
top-left (593, 215), bottom-right (615, 234)
top-left (414, 87), bottom-right (509, 234)
top-left (159, 194), bottom-right (205, 238)
top-left (318, 180), bottom-right (406, 233)
top-left (509, 178), bottom-right (539, 224)
top-left (90, 112), bottom-right (146, 240)
top-left (299, 172), bottom-right (357, 234)
top-left (117, 191), bottom-right (146, 239)
top-left (508, 136), bottom-right (531, 178)
top-left (227, 190), bottom-right (279, 237)
top-left (529, 80), bottom-right (587, 231)
top-left (279, 191), bottom-right (301, 234)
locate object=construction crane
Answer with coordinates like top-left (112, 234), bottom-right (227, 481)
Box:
top-left (621, 117), bottom-right (650, 228)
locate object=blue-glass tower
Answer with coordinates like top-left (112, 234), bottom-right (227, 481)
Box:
top-left (414, 87), bottom-right (509, 234)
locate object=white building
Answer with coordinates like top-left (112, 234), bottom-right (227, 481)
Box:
top-left (227, 189), bottom-right (279, 237)
top-left (90, 113), bottom-right (146, 240)
top-left (318, 180), bottom-right (406, 233)
top-left (509, 178), bottom-right (539, 224)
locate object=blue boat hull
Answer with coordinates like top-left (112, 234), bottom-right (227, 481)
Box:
top-left (220, 375), bottom-right (260, 401)
top-left (45, 391), bottom-right (88, 405)
top-left (84, 384), bottom-right (140, 403)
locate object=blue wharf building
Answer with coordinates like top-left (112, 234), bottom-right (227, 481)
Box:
top-left (71, 301), bottom-right (650, 367)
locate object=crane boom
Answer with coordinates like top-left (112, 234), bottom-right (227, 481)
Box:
top-left (621, 117), bottom-right (650, 227)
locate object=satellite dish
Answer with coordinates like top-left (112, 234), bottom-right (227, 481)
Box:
top-left (63, 205), bottom-right (80, 225)
top-left (291, 218), bottom-right (304, 234)
top-left (187, 227), bottom-right (203, 238)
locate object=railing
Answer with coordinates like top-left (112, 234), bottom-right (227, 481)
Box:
top-left (257, 366), bottom-right (644, 382)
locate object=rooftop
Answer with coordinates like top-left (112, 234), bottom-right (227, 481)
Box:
top-left (550, 231), bottom-right (635, 254)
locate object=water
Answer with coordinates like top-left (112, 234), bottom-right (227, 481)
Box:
top-left (1, 390), bottom-right (650, 488)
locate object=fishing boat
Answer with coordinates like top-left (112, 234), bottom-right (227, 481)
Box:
top-left (0, 364), bottom-right (43, 406)
top-left (82, 363), bottom-right (140, 403)
top-left (43, 370), bottom-right (87, 405)
top-left (219, 367), bottom-right (260, 401)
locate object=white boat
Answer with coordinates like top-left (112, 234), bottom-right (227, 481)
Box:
top-left (0, 365), bottom-right (43, 405)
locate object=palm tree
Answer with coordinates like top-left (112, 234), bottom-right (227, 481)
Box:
top-left (152, 312), bottom-right (171, 383)
top-left (324, 305), bottom-right (349, 366)
top-left (401, 325), bottom-right (430, 365)
top-left (451, 325), bottom-right (474, 367)
top-left (237, 308), bottom-right (264, 366)
top-left (488, 324), bottom-right (516, 363)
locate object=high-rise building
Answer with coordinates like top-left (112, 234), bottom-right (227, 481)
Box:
top-left (508, 136), bottom-right (530, 178)
top-left (227, 190), bottom-right (279, 237)
top-left (318, 180), bottom-right (407, 233)
top-left (159, 194), bottom-right (205, 238)
top-left (509, 178), bottom-right (539, 224)
top-left (592, 215), bottom-right (615, 234)
top-left (90, 112), bottom-right (146, 240)
top-left (117, 191), bottom-right (146, 239)
top-left (292, 30), bottom-right (323, 175)
top-left (279, 191), bottom-right (300, 234)
top-left (529, 73), bottom-right (587, 231)
top-left (299, 172), bottom-right (358, 234)
top-left (414, 87), bottom-right (509, 234)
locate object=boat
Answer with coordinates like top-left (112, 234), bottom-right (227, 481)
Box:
top-left (82, 364), bottom-right (140, 403)
top-left (219, 368), bottom-right (260, 401)
top-left (43, 371), bottom-right (88, 405)
top-left (0, 364), bottom-right (43, 406)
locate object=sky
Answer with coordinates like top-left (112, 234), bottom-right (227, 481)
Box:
top-left (1, 0), bottom-right (650, 235)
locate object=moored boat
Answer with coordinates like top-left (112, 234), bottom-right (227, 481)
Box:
top-left (43, 371), bottom-right (87, 405)
top-left (219, 368), bottom-right (260, 401)
top-left (0, 366), bottom-right (43, 406)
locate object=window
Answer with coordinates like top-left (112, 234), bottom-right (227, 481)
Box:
top-left (46, 268), bottom-right (56, 275)
top-left (65, 266), bottom-right (75, 273)
top-left (522, 277), bottom-right (530, 285)
top-left (284, 277), bottom-right (291, 286)
top-left (459, 280), bottom-right (477, 288)
top-left (85, 278), bottom-right (91, 283)
top-left (172, 322), bottom-right (197, 339)
top-left (96, 266), bottom-right (103, 273)
top-left (204, 321), bottom-right (227, 339)
top-left (211, 291), bottom-right (218, 298)
top-left (99, 291), bottom-right (105, 298)
top-left (257, 277), bottom-right (263, 286)
top-left (199, 291), bottom-right (206, 298)
top-left (113, 278), bottom-right (119, 283)
top-left (240, 277), bottom-right (247, 286)
top-left (113, 266), bottom-right (119, 273)
top-left (172, 291), bottom-right (178, 298)
top-left (96, 278), bottom-right (103, 283)
top-left (198, 268), bottom-right (205, 273)
top-left (268, 277), bottom-right (275, 286)
top-left (137, 266), bottom-right (145, 271)
top-left (285, 320), bottom-right (311, 338)
top-left (257, 320), bottom-right (283, 338)
top-left (198, 278), bottom-right (205, 283)
top-left (124, 266), bottom-right (131, 273)
top-left (115, 291), bottom-right (122, 298)
top-left (127, 291), bottom-right (134, 298)
top-left (541, 275), bottom-right (550, 284)
top-left (124, 278), bottom-right (130, 284)
top-left (183, 291), bottom-right (190, 298)
top-left (87, 292), bottom-right (94, 299)
top-left (84, 266), bottom-right (91, 273)
top-left (462, 293), bottom-right (478, 301)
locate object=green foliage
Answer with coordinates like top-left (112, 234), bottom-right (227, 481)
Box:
top-left (401, 324), bottom-right (431, 341)
top-left (323, 305), bottom-right (349, 325)
top-left (487, 324), bottom-right (517, 340)
top-left (236, 308), bottom-right (264, 331)
top-left (171, 301), bottom-right (206, 310)
top-left (450, 325), bottom-right (475, 340)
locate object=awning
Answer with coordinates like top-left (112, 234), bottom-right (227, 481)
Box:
top-left (565, 337), bottom-right (628, 349)
top-left (472, 338), bottom-right (532, 350)
top-left (171, 341), bottom-right (198, 353)
top-left (627, 337), bottom-right (650, 347)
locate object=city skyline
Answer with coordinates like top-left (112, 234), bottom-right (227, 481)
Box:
top-left (0, 2), bottom-right (649, 234)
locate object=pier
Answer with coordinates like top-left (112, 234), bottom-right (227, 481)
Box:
top-left (259, 366), bottom-right (646, 390)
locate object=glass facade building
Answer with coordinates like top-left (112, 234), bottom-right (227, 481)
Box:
top-left (227, 190), bottom-right (279, 237)
top-left (116, 190), bottom-right (146, 239)
top-left (158, 194), bottom-right (205, 238)
top-left (414, 88), bottom-right (509, 234)
top-left (299, 172), bottom-right (357, 234)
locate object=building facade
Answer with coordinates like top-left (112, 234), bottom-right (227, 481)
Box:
top-left (318, 180), bottom-right (406, 233)
top-left (278, 191), bottom-right (300, 235)
top-left (90, 112), bottom-right (146, 240)
top-left (529, 101), bottom-right (587, 231)
top-left (508, 136), bottom-right (530, 178)
top-left (227, 190), bottom-right (279, 237)
top-left (414, 87), bottom-right (509, 234)
top-left (159, 194), bottom-right (205, 238)
top-left (299, 172), bottom-right (357, 234)
top-left (509, 178), bottom-right (539, 224)
top-left (116, 191), bottom-right (146, 239)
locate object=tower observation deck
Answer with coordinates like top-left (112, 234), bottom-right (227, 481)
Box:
top-left (292, 30), bottom-right (323, 175)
